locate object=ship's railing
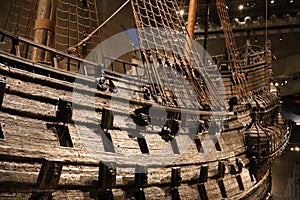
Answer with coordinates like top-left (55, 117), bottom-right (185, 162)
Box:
top-left (0, 29), bottom-right (98, 72)
top-left (103, 56), bottom-right (145, 78)
top-left (212, 49), bottom-right (266, 71)
top-left (0, 29), bottom-right (144, 79)
top-left (246, 125), bottom-right (290, 160)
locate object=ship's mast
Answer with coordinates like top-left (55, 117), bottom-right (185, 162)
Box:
top-left (31, 0), bottom-right (56, 63)
top-left (186, 0), bottom-right (197, 39)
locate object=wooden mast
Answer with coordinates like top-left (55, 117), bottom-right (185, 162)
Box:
top-left (186, 0), bottom-right (197, 39)
top-left (31, 0), bottom-right (56, 63)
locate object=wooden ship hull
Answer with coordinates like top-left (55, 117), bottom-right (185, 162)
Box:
top-left (0, 0), bottom-right (290, 199)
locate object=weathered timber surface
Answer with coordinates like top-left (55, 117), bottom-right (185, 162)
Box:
top-left (0, 50), bottom-right (288, 199)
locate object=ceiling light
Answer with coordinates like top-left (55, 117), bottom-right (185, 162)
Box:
top-left (295, 147), bottom-right (300, 151)
top-left (291, 147), bottom-right (294, 151)
top-left (290, 0), bottom-right (294, 3)
top-left (244, 16), bottom-right (252, 27)
top-left (254, 34), bottom-right (258, 42)
top-left (271, 0), bottom-right (275, 4)
top-left (239, 4), bottom-right (244, 10)
top-left (179, 9), bottom-right (184, 16)
top-left (246, 1), bottom-right (256, 8)
top-left (233, 18), bottom-right (240, 27)
top-left (279, 31), bottom-right (283, 41)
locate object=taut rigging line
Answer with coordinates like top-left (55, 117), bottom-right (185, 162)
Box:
top-left (67, 0), bottom-right (130, 54)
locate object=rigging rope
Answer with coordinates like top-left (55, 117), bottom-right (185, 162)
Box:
top-left (3, 0), bottom-right (37, 58)
top-left (67, 0), bottom-right (130, 54)
top-left (216, 0), bottom-right (248, 98)
top-left (4, 0), bottom-right (102, 70)
top-left (3, 0), bottom-right (224, 110)
top-left (55, 0), bottom-right (101, 70)
top-left (131, 0), bottom-right (223, 110)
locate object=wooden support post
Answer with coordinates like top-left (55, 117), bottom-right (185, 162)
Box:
top-left (102, 131), bottom-right (115, 153)
top-left (98, 162), bottom-right (116, 190)
top-left (218, 179), bottom-right (227, 198)
top-left (195, 138), bottom-right (204, 153)
top-left (52, 56), bottom-right (58, 69)
top-left (56, 98), bottom-right (72, 123)
top-left (229, 163), bottom-right (245, 190)
top-left (30, 160), bottom-right (63, 200)
top-left (101, 108), bottom-right (114, 130)
top-left (11, 38), bottom-right (20, 57)
top-left (137, 137), bottom-right (149, 154)
top-left (123, 63), bottom-right (126, 74)
top-left (171, 138), bottom-right (180, 154)
top-left (98, 190), bottom-right (114, 200)
top-left (170, 188), bottom-right (181, 200)
top-left (187, 0), bottom-right (197, 39)
top-left (236, 175), bottom-right (245, 190)
top-left (199, 165), bottom-right (208, 183)
top-left (236, 158), bottom-right (244, 172)
top-left (229, 163), bottom-right (237, 175)
top-left (134, 165), bottom-right (147, 200)
top-left (0, 124), bottom-right (4, 139)
top-left (197, 184), bottom-right (208, 200)
top-left (213, 137), bottom-right (222, 151)
top-left (170, 167), bottom-right (182, 199)
top-left (32, 0), bottom-right (56, 63)
top-left (98, 162), bottom-right (116, 200)
top-left (36, 160), bottom-right (63, 190)
top-left (171, 167), bottom-right (181, 187)
top-left (134, 189), bottom-right (146, 200)
top-left (0, 78), bottom-right (6, 107)
top-left (134, 165), bottom-right (148, 188)
top-left (29, 193), bottom-right (52, 200)
top-left (218, 161), bottom-right (225, 178)
top-left (198, 165), bottom-right (209, 200)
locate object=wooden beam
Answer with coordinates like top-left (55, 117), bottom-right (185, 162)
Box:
top-left (0, 29), bottom-right (99, 67)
